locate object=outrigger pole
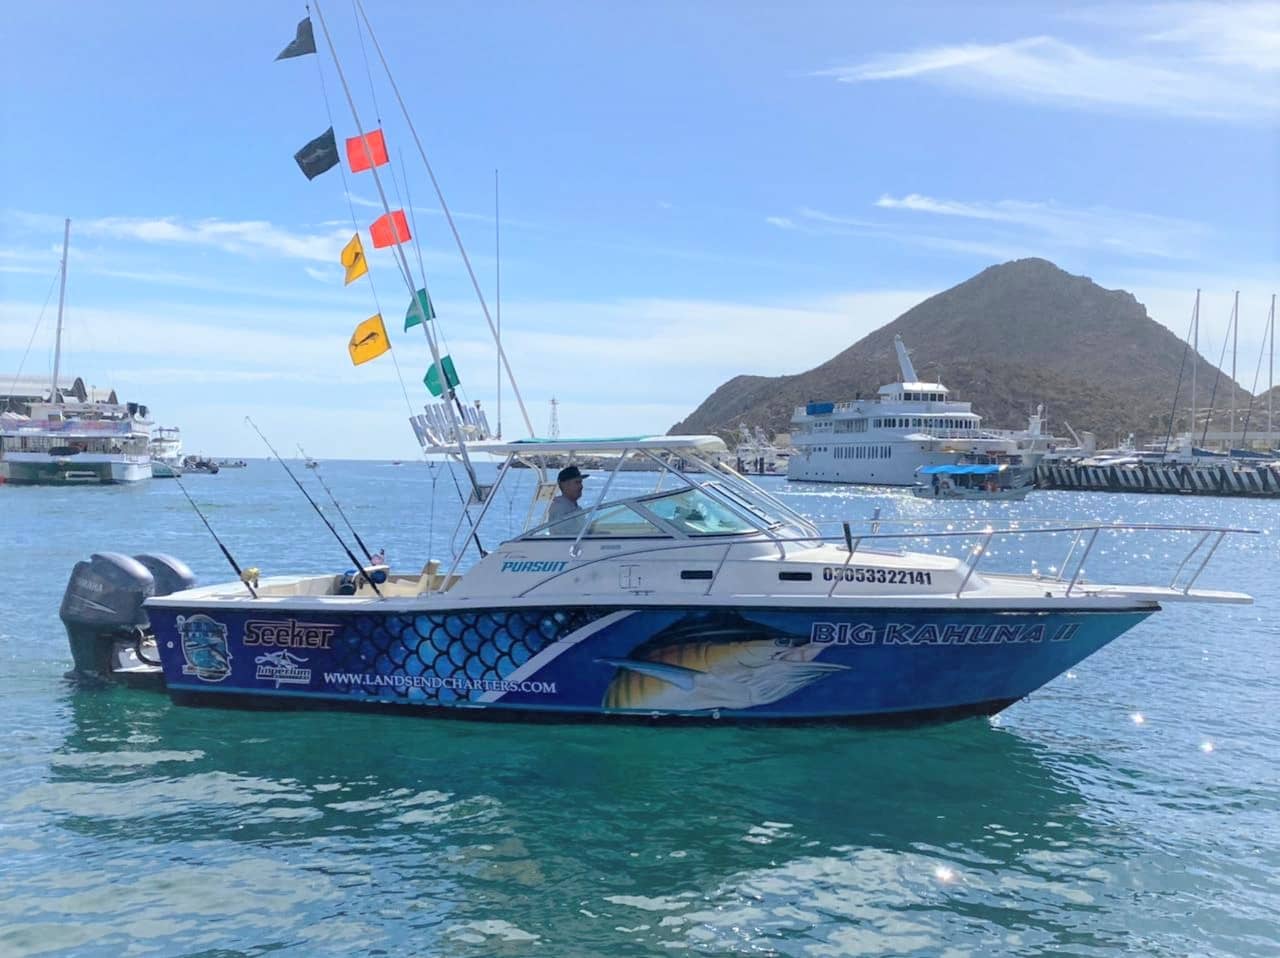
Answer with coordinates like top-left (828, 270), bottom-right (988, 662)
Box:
top-left (311, 0), bottom-right (486, 505)
top-left (245, 417), bottom-right (383, 597)
top-left (351, 0), bottom-right (536, 439)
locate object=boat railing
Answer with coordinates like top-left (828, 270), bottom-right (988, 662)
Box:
top-left (513, 521), bottom-right (1257, 600)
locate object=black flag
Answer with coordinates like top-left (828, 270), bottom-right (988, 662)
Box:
top-left (294, 127), bottom-right (338, 180)
top-left (276, 18), bottom-right (316, 60)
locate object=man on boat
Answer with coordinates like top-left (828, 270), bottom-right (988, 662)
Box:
top-left (548, 465), bottom-right (587, 525)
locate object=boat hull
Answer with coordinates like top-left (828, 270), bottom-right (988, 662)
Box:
top-left (1, 455), bottom-right (150, 485)
top-left (912, 486), bottom-right (1031, 501)
top-left (147, 604), bottom-right (1153, 723)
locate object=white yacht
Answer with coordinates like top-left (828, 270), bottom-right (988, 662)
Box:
top-left (788, 335), bottom-right (1027, 485)
top-left (149, 426), bottom-right (184, 478)
top-left (0, 221), bottom-right (152, 485)
top-left (733, 424), bottom-right (791, 475)
top-left (0, 399), bottom-right (152, 484)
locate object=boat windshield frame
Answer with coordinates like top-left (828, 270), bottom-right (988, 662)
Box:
top-left (431, 440), bottom-right (821, 590)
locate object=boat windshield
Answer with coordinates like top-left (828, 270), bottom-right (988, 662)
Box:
top-left (701, 480), bottom-right (781, 527)
top-left (527, 502), bottom-right (668, 539)
top-left (640, 487), bottom-right (760, 536)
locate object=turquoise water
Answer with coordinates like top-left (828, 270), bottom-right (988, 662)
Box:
top-left (2, 462), bottom-right (1278, 956)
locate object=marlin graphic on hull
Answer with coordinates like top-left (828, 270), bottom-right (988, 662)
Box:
top-left (600, 612), bottom-right (849, 712)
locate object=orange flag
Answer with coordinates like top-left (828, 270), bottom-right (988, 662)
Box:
top-left (369, 210), bottom-right (410, 249)
top-left (346, 129), bottom-right (389, 173)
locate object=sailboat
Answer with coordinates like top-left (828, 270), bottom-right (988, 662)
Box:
top-left (0, 220), bottom-right (152, 485)
top-left (55, 5), bottom-right (1254, 724)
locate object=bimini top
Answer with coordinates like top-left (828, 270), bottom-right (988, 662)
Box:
top-left (459, 435), bottom-right (729, 456)
top-left (917, 463), bottom-right (1006, 476)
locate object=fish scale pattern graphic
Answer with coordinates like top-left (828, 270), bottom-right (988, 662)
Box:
top-left (327, 608), bottom-right (612, 702)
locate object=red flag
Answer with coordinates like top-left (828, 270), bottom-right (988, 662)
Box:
top-left (369, 210), bottom-right (411, 248)
top-left (346, 129), bottom-right (389, 173)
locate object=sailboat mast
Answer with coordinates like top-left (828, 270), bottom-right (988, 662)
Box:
top-left (1269, 293), bottom-right (1276, 442)
top-left (50, 217), bottom-right (70, 402)
top-left (1190, 289), bottom-right (1199, 438)
top-left (495, 168), bottom-right (502, 439)
top-left (1231, 290), bottom-right (1239, 440)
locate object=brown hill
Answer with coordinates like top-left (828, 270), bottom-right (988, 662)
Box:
top-left (671, 258), bottom-right (1258, 446)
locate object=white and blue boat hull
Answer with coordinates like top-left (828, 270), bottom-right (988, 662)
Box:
top-left (148, 604), bottom-right (1152, 723)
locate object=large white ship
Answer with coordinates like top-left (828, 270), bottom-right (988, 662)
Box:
top-left (788, 335), bottom-right (1032, 485)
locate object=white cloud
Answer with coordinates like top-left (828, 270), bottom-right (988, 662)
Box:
top-left (765, 206), bottom-right (1042, 261)
top-left (874, 193), bottom-right (1208, 259)
top-left (1069, 2), bottom-right (1280, 73)
top-left (814, 4), bottom-right (1280, 122)
top-left (0, 288), bottom-right (928, 398)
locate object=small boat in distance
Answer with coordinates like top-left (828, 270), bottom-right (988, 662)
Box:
top-left (181, 455), bottom-right (219, 474)
top-left (912, 462), bottom-right (1034, 501)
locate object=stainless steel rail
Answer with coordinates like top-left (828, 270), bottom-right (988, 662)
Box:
top-left (513, 522), bottom-right (1257, 600)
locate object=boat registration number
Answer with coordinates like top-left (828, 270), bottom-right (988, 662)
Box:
top-left (823, 566), bottom-right (933, 585)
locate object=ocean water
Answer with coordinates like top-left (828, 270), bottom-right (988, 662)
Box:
top-left (2, 461), bottom-right (1278, 957)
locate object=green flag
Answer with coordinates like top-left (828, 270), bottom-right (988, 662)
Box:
top-left (424, 355), bottom-right (460, 397)
top-left (404, 288), bottom-right (436, 330)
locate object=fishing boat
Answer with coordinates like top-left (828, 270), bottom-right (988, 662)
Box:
top-left (149, 427), bottom-right (184, 478)
top-left (54, 6), bottom-right (1255, 725)
top-left (912, 463), bottom-right (1033, 501)
top-left (61, 429), bottom-right (1254, 722)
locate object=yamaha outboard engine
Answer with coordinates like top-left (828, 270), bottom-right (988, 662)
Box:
top-left (61, 553), bottom-right (155, 680)
top-left (60, 552), bottom-right (196, 688)
top-left (134, 553), bottom-right (197, 598)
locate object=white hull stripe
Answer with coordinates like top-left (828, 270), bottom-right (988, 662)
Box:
top-left (476, 610), bottom-right (635, 702)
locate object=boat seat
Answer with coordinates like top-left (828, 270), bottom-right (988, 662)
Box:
top-left (415, 559), bottom-right (462, 594)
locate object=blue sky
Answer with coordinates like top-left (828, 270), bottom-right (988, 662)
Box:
top-left (2, 1), bottom-right (1277, 457)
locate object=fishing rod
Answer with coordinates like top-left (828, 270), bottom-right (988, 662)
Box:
top-left (244, 417), bottom-right (383, 597)
top-left (297, 443), bottom-right (376, 565)
top-left (171, 473), bottom-right (258, 598)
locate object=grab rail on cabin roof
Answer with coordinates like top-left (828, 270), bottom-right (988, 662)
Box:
top-left (512, 522), bottom-right (1257, 600)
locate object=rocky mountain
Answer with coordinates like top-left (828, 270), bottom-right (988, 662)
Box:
top-left (671, 258), bottom-right (1262, 446)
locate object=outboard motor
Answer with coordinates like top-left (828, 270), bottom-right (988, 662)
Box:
top-left (60, 553), bottom-right (196, 688)
top-left (61, 553), bottom-right (155, 680)
top-left (134, 554), bottom-right (197, 597)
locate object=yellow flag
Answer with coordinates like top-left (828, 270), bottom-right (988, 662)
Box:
top-left (348, 314), bottom-right (390, 365)
top-left (341, 233), bottom-right (367, 285)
